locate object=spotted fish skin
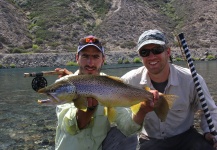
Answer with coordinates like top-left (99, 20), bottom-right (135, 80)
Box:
top-left (37, 75), bottom-right (177, 121)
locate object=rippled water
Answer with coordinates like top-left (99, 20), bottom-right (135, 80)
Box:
top-left (0, 61), bottom-right (217, 149)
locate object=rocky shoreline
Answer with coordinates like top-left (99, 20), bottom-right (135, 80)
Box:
top-left (0, 48), bottom-right (217, 69)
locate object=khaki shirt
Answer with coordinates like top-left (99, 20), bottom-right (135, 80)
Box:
top-left (121, 64), bottom-right (217, 139)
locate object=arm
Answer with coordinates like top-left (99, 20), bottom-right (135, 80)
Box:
top-left (133, 90), bottom-right (159, 125)
top-left (115, 90), bottom-right (159, 136)
top-left (56, 98), bottom-right (98, 135)
top-left (76, 97), bottom-right (98, 129)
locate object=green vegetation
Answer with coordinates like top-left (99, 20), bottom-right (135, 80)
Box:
top-left (206, 55), bottom-right (215, 60)
top-left (10, 47), bottom-right (24, 53)
top-left (118, 58), bottom-right (123, 64)
top-left (133, 57), bottom-right (141, 63)
top-left (10, 63), bottom-right (16, 68)
top-left (175, 57), bottom-right (183, 61)
top-left (84, 0), bottom-right (111, 18)
top-left (123, 59), bottom-right (130, 64)
top-left (66, 61), bottom-right (78, 66)
top-left (32, 44), bottom-right (39, 49)
top-left (11, 0), bottom-right (108, 51)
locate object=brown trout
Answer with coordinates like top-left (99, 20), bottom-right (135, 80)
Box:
top-left (37, 75), bottom-right (177, 121)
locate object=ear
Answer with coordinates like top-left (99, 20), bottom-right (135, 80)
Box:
top-left (76, 53), bottom-right (79, 62)
top-left (167, 47), bottom-right (171, 56)
top-left (102, 55), bottom-right (106, 64)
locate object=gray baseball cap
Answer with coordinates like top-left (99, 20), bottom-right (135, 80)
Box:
top-left (137, 29), bottom-right (168, 51)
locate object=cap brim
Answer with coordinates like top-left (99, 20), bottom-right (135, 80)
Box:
top-left (78, 43), bottom-right (104, 54)
top-left (137, 40), bottom-right (165, 51)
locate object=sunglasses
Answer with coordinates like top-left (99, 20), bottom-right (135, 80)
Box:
top-left (79, 36), bottom-right (100, 45)
top-left (139, 46), bottom-right (166, 57)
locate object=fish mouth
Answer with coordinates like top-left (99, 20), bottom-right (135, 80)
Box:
top-left (38, 93), bottom-right (61, 105)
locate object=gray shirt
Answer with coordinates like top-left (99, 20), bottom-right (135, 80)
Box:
top-left (121, 64), bottom-right (217, 139)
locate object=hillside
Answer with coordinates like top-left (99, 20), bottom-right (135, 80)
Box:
top-left (0, 0), bottom-right (217, 56)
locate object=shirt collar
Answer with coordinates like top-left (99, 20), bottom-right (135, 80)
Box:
top-left (139, 64), bottom-right (179, 87)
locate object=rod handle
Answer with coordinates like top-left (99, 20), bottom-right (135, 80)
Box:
top-left (23, 69), bottom-right (65, 77)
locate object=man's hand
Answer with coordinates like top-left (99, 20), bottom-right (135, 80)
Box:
top-left (133, 90), bottom-right (159, 125)
top-left (55, 68), bottom-right (73, 78)
top-left (76, 97), bottom-right (98, 129)
top-left (87, 97), bottom-right (98, 110)
top-left (204, 132), bottom-right (217, 149)
top-left (140, 90), bottom-right (159, 113)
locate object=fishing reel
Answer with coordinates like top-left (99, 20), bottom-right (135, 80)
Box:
top-left (31, 76), bottom-right (48, 91)
top-left (24, 70), bottom-right (64, 92)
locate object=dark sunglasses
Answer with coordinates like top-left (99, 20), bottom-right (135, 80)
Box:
top-left (139, 46), bottom-right (166, 57)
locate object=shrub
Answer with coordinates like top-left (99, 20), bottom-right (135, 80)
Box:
top-left (32, 44), bottom-right (39, 49)
top-left (66, 61), bottom-right (78, 66)
top-left (175, 57), bottom-right (183, 61)
top-left (35, 38), bottom-right (43, 44)
top-left (207, 55), bottom-right (215, 60)
top-left (10, 64), bottom-right (16, 68)
top-left (11, 48), bottom-right (24, 53)
top-left (124, 59), bottom-right (130, 64)
top-left (133, 57), bottom-right (141, 63)
top-left (118, 58), bottom-right (123, 64)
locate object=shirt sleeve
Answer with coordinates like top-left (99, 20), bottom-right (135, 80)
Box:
top-left (56, 103), bottom-right (80, 135)
top-left (197, 76), bottom-right (217, 133)
top-left (115, 107), bottom-right (142, 136)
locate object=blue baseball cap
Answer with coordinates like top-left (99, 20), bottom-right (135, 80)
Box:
top-left (77, 35), bottom-right (104, 54)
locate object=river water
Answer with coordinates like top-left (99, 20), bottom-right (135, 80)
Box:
top-left (0, 61), bottom-right (217, 149)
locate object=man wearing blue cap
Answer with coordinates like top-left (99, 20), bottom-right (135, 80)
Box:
top-left (54, 35), bottom-right (157, 150)
top-left (121, 29), bottom-right (217, 150)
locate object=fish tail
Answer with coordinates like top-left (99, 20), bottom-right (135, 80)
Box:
top-left (154, 94), bottom-right (177, 121)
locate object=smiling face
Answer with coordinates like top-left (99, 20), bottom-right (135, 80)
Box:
top-left (139, 44), bottom-right (171, 82)
top-left (76, 46), bottom-right (105, 75)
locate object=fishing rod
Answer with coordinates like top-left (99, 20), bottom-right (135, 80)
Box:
top-left (24, 70), bottom-right (65, 91)
top-left (178, 33), bottom-right (217, 138)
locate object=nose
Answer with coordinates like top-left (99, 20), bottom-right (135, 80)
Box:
top-left (148, 51), bottom-right (156, 58)
top-left (87, 57), bottom-right (94, 66)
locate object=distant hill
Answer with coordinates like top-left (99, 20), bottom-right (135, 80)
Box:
top-left (0, 0), bottom-right (217, 55)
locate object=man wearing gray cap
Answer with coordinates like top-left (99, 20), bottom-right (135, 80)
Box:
top-left (54, 35), bottom-right (156, 150)
top-left (121, 29), bottom-right (217, 149)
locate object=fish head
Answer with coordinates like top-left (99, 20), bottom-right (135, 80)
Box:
top-left (37, 81), bottom-right (77, 105)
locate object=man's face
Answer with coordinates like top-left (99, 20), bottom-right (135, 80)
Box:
top-left (140, 44), bottom-right (170, 75)
top-left (76, 46), bottom-right (105, 75)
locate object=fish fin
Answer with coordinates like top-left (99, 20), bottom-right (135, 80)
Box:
top-left (104, 107), bottom-right (116, 123)
top-left (144, 86), bottom-right (151, 91)
top-left (154, 94), bottom-right (177, 121)
top-left (73, 96), bottom-right (88, 112)
top-left (106, 76), bottom-right (124, 83)
top-left (131, 103), bottom-right (142, 115)
top-left (38, 99), bottom-right (58, 106)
